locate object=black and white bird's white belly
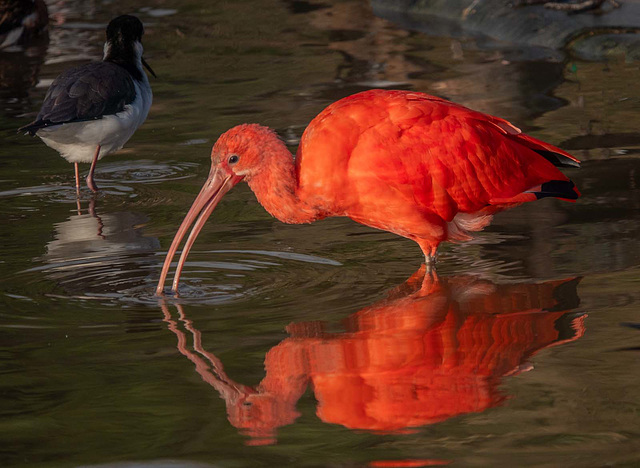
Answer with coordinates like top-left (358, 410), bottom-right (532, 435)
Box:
top-left (37, 73), bottom-right (152, 163)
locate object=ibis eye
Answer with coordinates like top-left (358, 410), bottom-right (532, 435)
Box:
top-left (228, 154), bottom-right (239, 165)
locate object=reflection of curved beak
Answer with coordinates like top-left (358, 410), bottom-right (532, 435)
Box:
top-left (141, 57), bottom-right (156, 78)
top-left (156, 166), bottom-right (243, 295)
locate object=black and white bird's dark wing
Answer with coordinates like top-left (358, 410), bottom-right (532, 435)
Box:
top-left (19, 61), bottom-right (136, 135)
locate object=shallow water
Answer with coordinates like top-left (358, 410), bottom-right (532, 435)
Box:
top-left (1, 1), bottom-right (639, 467)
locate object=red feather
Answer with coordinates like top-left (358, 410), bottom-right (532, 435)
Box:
top-left (295, 90), bottom-right (579, 252)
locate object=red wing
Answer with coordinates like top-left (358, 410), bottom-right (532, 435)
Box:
top-left (415, 110), bottom-right (579, 213)
top-left (297, 90), bottom-right (579, 221)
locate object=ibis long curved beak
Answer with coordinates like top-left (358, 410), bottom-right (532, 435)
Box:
top-left (156, 166), bottom-right (243, 296)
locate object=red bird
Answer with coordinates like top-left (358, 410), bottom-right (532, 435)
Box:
top-left (157, 90), bottom-right (580, 295)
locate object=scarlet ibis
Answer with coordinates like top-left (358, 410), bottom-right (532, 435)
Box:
top-left (156, 89), bottom-right (580, 295)
top-left (19, 15), bottom-right (154, 194)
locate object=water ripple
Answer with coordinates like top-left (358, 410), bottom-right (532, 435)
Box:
top-left (14, 240), bottom-right (343, 307)
top-left (94, 160), bottom-right (199, 185)
top-left (0, 161), bottom-right (199, 200)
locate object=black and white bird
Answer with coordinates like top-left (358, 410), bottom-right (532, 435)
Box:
top-left (19, 15), bottom-right (155, 193)
top-left (0, 0), bottom-right (49, 49)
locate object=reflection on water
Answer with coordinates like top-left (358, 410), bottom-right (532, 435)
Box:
top-left (303, 1), bottom-right (565, 123)
top-left (0, 0), bottom-right (105, 124)
top-left (31, 206), bottom-right (160, 298)
top-left (0, 0), bottom-right (638, 466)
top-left (0, 40), bottom-right (48, 118)
top-left (162, 268), bottom-right (585, 446)
top-left (21, 201), bottom-right (344, 306)
top-left (45, 209), bottom-right (159, 262)
top-left (0, 160), bottom-right (198, 204)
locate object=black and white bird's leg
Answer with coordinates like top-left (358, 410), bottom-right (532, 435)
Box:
top-left (86, 145), bottom-right (101, 193)
top-left (74, 163), bottom-right (81, 197)
top-left (90, 199), bottom-right (105, 239)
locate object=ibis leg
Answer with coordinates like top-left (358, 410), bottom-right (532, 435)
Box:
top-left (86, 145), bottom-right (101, 193)
top-left (419, 243), bottom-right (438, 271)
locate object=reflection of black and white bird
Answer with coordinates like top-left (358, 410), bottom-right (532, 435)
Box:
top-left (19, 15), bottom-right (155, 194)
top-left (0, 0), bottom-right (49, 49)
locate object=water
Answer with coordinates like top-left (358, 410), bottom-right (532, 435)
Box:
top-left (1, 1), bottom-right (639, 466)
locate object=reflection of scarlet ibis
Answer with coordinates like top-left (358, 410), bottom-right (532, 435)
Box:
top-left (157, 90), bottom-right (580, 294)
top-left (161, 268), bottom-right (586, 445)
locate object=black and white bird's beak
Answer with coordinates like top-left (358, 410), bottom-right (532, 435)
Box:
top-left (141, 57), bottom-right (156, 78)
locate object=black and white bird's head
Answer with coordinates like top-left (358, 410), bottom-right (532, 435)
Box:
top-left (103, 15), bottom-right (156, 81)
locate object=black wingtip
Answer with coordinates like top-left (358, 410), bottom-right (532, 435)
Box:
top-left (533, 180), bottom-right (580, 200)
top-left (18, 124), bottom-right (37, 136)
top-left (535, 150), bottom-right (581, 168)
top-left (547, 277), bottom-right (581, 313)
top-left (18, 121), bottom-right (46, 136)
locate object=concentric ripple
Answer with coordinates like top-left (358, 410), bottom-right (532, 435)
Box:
top-left (94, 160), bottom-right (199, 185)
top-left (0, 161), bottom-right (199, 202)
top-left (15, 215), bottom-right (344, 306)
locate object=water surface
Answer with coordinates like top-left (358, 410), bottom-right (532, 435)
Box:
top-left (1, 1), bottom-right (639, 467)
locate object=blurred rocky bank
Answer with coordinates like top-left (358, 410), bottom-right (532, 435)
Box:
top-left (371, 0), bottom-right (640, 60)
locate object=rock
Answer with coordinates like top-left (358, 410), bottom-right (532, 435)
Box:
top-left (371, 0), bottom-right (640, 59)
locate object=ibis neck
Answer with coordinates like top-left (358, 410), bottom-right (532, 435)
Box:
top-left (246, 147), bottom-right (321, 224)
